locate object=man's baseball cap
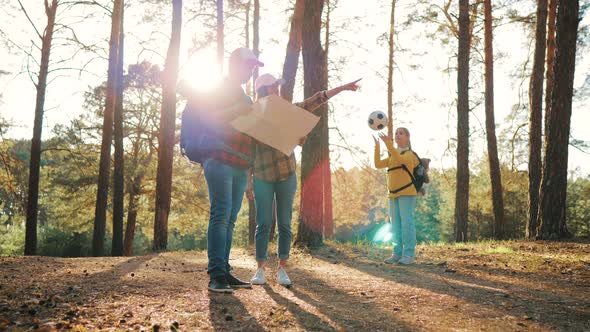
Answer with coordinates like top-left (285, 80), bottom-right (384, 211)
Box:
top-left (254, 73), bottom-right (285, 92)
top-left (230, 48), bottom-right (264, 67)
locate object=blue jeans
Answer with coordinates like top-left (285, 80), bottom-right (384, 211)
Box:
top-left (389, 196), bottom-right (417, 257)
top-left (203, 158), bottom-right (248, 278)
top-left (253, 173), bottom-right (297, 261)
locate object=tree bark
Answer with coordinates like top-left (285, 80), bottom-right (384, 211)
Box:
top-left (112, 9), bottom-right (125, 256)
top-left (322, 0), bottom-right (333, 238)
top-left (387, 0), bottom-right (395, 137)
top-left (24, 0), bottom-right (58, 256)
top-left (454, 0), bottom-right (470, 242)
top-left (252, 0), bottom-right (260, 85)
top-left (295, 0), bottom-right (326, 248)
top-left (216, 0), bottom-right (224, 72)
top-left (484, 0), bottom-right (505, 240)
top-left (92, 0), bottom-right (123, 256)
top-left (281, 0), bottom-right (305, 103)
top-left (544, 0), bottom-right (558, 135)
top-left (153, 0), bottom-right (182, 251)
top-left (123, 174), bottom-right (141, 256)
top-left (537, 0), bottom-right (578, 240)
top-left (526, 0), bottom-right (548, 239)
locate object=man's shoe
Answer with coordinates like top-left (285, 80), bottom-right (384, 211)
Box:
top-left (226, 274), bottom-right (252, 289)
top-left (208, 276), bottom-right (234, 293)
top-left (384, 254), bottom-right (402, 264)
top-left (250, 268), bottom-right (267, 285)
top-left (277, 268), bottom-right (292, 287)
top-left (398, 256), bottom-right (415, 265)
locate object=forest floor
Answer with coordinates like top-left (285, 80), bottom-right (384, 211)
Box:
top-left (0, 241), bottom-right (589, 331)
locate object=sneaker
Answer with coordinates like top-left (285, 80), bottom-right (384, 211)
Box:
top-left (398, 256), bottom-right (415, 265)
top-left (250, 268), bottom-right (267, 285)
top-left (226, 273), bottom-right (252, 289)
top-left (384, 254), bottom-right (402, 264)
top-left (208, 276), bottom-right (234, 293)
top-left (277, 268), bottom-right (292, 286)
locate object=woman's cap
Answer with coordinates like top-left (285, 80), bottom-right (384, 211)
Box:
top-left (230, 48), bottom-right (264, 67)
top-left (255, 73), bottom-right (285, 92)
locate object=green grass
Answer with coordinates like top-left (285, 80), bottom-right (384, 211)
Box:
top-left (481, 246), bottom-right (514, 255)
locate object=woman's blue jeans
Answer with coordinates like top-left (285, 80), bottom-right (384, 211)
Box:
top-left (203, 158), bottom-right (248, 278)
top-left (389, 196), bottom-right (417, 257)
top-left (253, 173), bottom-right (297, 262)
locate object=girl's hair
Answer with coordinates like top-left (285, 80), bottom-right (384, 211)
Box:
top-left (256, 86), bottom-right (270, 99)
top-left (397, 127), bottom-right (412, 150)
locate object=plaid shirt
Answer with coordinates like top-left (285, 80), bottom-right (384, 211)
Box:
top-left (208, 81), bottom-right (254, 170)
top-left (253, 91), bottom-right (329, 182)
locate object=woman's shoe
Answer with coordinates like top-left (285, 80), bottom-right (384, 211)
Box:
top-left (384, 254), bottom-right (402, 264)
top-left (251, 268), bottom-right (267, 285)
top-left (397, 256), bottom-right (415, 265)
top-left (277, 268), bottom-right (292, 286)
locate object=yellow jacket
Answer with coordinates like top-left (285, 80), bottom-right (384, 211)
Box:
top-left (374, 141), bottom-right (420, 199)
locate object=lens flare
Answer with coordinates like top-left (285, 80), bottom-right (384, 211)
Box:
top-left (372, 223), bottom-right (392, 243)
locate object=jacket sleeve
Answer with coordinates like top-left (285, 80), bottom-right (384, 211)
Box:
top-left (374, 143), bottom-right (390, 169)
top-left (294, 91), bottom-right (329, 113)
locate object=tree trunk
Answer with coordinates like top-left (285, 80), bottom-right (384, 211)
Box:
top-left (454, 0), bottom-right (470, 242)
top-left (537, 0), bottom-right (578, 240)
top-left (544, 0), bottom-right (557, 135)
top-left (92, 0), bottom-right (123, 256)
top-left (252, 0), bottom-right (260, 85)
top-left (526, 0), bottom-right (548, 239)
top-left (295, 0), bottom-right (326, 248)
top-left (112, 10), bottom-right (125, 256)
top-left (387, 0), bottom-right (395, 137)
top-left (322, 0), bottom-right (333, 238)
top-left (123, 174), bottom-right (141, 256)
top-left (281, 0), bottom-right (305, 103)
top-left (153, 0), bottom-right (182, 251)
top-left (216, 0), bottom-right (224, 72)
top-left (483, 0), bottom-right (505, 240)
top-left (24, 0), bottom-right (58, 256)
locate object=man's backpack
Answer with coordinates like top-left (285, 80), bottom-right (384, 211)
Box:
top-left (179, 101), bottom-right (223, 164)
top-left (388, 150), bottom-right (430, 195)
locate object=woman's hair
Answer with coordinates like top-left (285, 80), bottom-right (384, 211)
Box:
top-left (255, 86), bottom-right (270, 100)
top-left (397, 127), bottom-right (412, 150)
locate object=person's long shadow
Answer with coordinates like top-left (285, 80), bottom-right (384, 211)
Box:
top-left (208, 290), bottom-right (266, 332)
top-left (310, 244), bottom-right (590, 330)
top-left (262, 273), bottom-right (418, 331)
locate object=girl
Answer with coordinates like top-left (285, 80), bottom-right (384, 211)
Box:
top-left (250, 74), bottom-right (360, 286)
top-left (373, 128), bottom-right (419, 265)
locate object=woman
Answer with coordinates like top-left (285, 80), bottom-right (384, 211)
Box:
top-left (250, 74), bottom-right (360, 286)
top-left (373, 128), bottom-right (419, 265)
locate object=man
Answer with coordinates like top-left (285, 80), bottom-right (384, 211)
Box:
top-left (200, 48), bottom-right (263, 293)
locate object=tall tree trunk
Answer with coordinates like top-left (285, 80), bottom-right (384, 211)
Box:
top-left (295, 0), bottom-right (326, 248)
top-left (387, 0), bottom-right (395, 137)
top-left (537, 0), bottom-right (578, 240)
top-left (544, 0), bottom-right (558, 135)
top-left (322, 0), bottom-right (333, 238)
top-left (527, 0), bottom-right (548, 239)
top-left (112, 11), bottom-right (125, 256)
top-left (123, 174), bottom-right (141, 256)
top-left (281, 0), bottom-right (305, 103)
top-left (484, 0), bottom-right (505, 240)
top-left (24, 0), bottom-right (58, 256)
top-left (92, 0), bottom-right (124, 256)
top-left (153, 0), bottom-right (182, 251)
top-left (216, 0), bottom-right (224, 72)
top-left (454, 0), bottom-right (470, 242)
top-left (252, 0), bottom-right (260, 85)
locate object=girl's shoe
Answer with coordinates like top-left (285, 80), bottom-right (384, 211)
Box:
top-left (384, 254), bottom-right (402, 264)
top-left (398, 256), bottom-right (415, 265)
top-left (277, 268), bottom-right (292, 286)
top-left (251, 268), bottom-right (267, 285)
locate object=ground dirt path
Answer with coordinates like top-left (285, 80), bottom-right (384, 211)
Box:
top-left (0, 241), bottom-right (588, 331)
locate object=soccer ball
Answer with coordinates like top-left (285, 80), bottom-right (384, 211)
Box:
top-left (368, 111), bottom-right (388, 131)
